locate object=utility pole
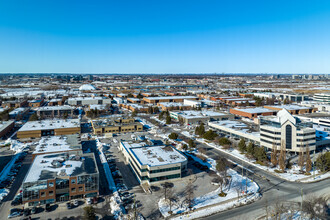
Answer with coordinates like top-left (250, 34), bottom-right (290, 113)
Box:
top-left (300, 188), bottom-right (303, 220)
top-left (313, 150), bottom-right (316, 179)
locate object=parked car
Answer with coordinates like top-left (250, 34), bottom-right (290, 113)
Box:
top-left (31, 206), bottom-right (37, 214)
top-left (73, 200), bottom-right (79, 206)
top-left (86, 198), bottom-right (92, 205)
top-left (66, 202), bottom-right (72, 209)
top-left (23, 208), bottom-right (31, 216)
top-left (45, 204), bottom-right (51, 212)
top-left (8, 208), bottom-right (22, 218)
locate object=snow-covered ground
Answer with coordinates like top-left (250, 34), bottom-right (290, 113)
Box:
top-left (189, 136), bottom-right (329, 183)
top-left (158, 150), bottom-right (260, 218)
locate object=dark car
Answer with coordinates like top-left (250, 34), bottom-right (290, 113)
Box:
top-left (66, 202), bottom-right (72, 209)
top-left (45, 204), bottom-right (51, 212)
top-left (11, 198), bottom-right (22, 206)
top-left (23, 208), bottom-right (31, 216)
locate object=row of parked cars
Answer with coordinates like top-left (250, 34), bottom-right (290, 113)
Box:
top-left (105, 152), bottom-right (128, 192)
top-left (0, 152), bottom-right (26, 191)
top-left (8, 203), bottom-right (52, 219)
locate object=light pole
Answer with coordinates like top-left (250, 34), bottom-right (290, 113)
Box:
top-left (300, 187), bottom-right (303, 220)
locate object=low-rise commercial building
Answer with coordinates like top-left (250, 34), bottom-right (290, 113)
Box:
top-left (1, 100), bottom-right (28, 108)
top-left (170, 110), bottom-right (233, 125)
top-left (157, 102), bottom-right (191, 111)
top-left (67, 97), bottom-right (111, 106)
top-left (17, 119), bottom-right (81, 139)
top-left (91, 117), bottom-right (143, 135)
top-left (263, 105), bottom-right (317, 115)
top-left (9, 107), bottom-right (29, 119)
top-left (143, 96), bottom-right (198, 104)
top-left (230, 107), bottom-right (277, 119)
top-left (208, 120), bottom-right (260, 144)
top-left (37, 106), bottom-right (74, 119)
top-left (29, 99), bottom-right (44, 108)
top-left (0, 120), bottom-right (15, 138)
top-left (119, 141), bottom-right (187, 185)
top-left (32, 134), bottom-right (82, 160)
top-left (22, 151), bottom-right (99, 206)
top-left (313, 93), bottom-right (330, 103)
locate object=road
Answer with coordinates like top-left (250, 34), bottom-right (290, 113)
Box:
top-left (141, 116), bottom-right (330, 219)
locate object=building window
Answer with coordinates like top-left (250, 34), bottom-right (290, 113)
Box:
top-left (49, 191), bottom-right (54, 196)
top-left (49, 182), bottom-right (54, 187)
top-left (41, 192), bottom-right (45, 197)
top-left (71, 188), bottom-right (76, 192)
top-left (71, 179), bottom-right (76, 184)
top-left (285, 125), bottom-right (292, 149)
top-left (79, 187), bottom-right (83, 192)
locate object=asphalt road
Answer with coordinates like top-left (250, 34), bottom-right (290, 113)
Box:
top-left (142, 116), bottom-right (330, 220)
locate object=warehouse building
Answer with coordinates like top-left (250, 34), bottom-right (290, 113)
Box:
top-left (143, 96), bottom-right (198, 104)
top-left (263, 105), bottom-right (317, 115)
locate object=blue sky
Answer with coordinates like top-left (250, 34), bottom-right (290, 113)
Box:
top-left (1, 0), bottom-right (330, 73)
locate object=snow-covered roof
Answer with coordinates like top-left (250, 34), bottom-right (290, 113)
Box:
top-left (145, 96), bottom-right (197, 100)
top-left (79, 84), bottom-right (96, 91)
top-left (121, 142), bottom-right (187, 167)
top-left (174, 110), bottom-right (229, 119)
top-left (233, 107), bottom-right (276, 114)
top-left (9, 107), bottom-right (27, 115)
top-left (33, 134), bottom-right (81, 155)
top-left (37, 105), bottom-right (73, 111)
top-left (24, 152), bottom-right (98, 183)
top-left (19, 119), bottom-right (80, 132)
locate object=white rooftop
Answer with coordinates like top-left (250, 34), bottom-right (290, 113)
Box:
top-left (121, 142), bottom-right (186, 167)
top-left (79, 84), bottom-right (96, 91)
top-left (233, 107), bottom-right (276, 114)
top-left (19, 119), bottom-right (80, 132)
top-left (33, 135), bottom-right (81, 155)
top-left (37, 105), bottom-right (73, 111)
top-left (175, 110), bottom-right (228, 119)
top-left (145, 96), bottom-right (197, 100)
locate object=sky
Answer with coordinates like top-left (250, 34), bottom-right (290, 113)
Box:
top-left (1, 0), bottom-right (330, 74)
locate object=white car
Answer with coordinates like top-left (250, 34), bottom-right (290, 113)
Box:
top-left (86, 198), bottom-right (92, 205)
top-left (73, 200), bottom-right (79, 206)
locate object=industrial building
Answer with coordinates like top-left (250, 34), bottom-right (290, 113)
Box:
top-left (0, 120), bottom-right (15, 139)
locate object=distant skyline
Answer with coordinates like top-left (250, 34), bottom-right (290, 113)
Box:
top-left (1, 1), bottom-right (330, 74)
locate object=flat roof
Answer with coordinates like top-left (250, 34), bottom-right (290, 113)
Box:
top-left (24, 152), bottom-right (98, 183)
top-left (9, 107), bottom-right (27, 115)
top-left (266, 105), bottom-right (313, 110)
top-left (0, 120), bottom-right (14, 132)
top-left (37, 105), bottom-right (73, 111)
top-left (122, 142), bottom-right (187, 167)
top-left (209, 120), bottom-right (260, 137)
top-left (159, 102), bottom-right (190, 107)
top-left (33, 134), bottom-right (81, 155)
top-left (174, 110), bottom-right (228, 119)
top-left (145, 96), bottom-right (197, 100)
top-left (19, 119), bottom-right (80, 132)
top-left (232, 107), bottom-right (276, 114)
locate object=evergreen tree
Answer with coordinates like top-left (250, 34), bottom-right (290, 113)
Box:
top-left (246, 142), bottom-right (255, 156)
top-left (166, 115), bottom-right (171, 124)
top-left (238, 139), bottom-right (247, 152)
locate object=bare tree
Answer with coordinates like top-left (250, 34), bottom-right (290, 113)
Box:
top-left (305, 147), bottom-right (312, 173)
top-left (235, 183), bottom-right (242, 201)
top-left (271, 144), bottom-right (278, 167)
top-left (167, 188), bottom-right (177, 215)
top-left (298, 146), bottom-right (305, 172)
top-left (185, 180), bottom-right (195, 210)
top-left (161, 182), bottom-right (173, 200)
top-left (279, 141), bottom-right (286, 172)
